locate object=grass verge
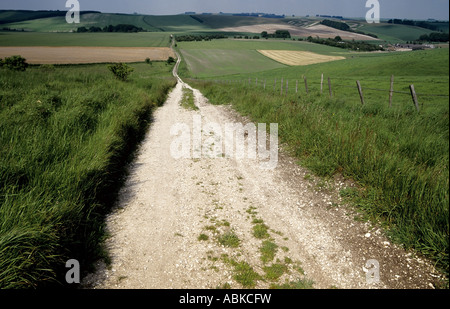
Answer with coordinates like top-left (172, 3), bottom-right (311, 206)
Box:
top-left (189, 50), bottom-right (449, 276)
top-left (0, 62), bottom-right (176, 288)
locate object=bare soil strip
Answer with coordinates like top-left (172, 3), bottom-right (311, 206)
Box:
top-left (258, 50), bottom-right (345, 66)
top-left (0, 46), bottom-right (174, 64)
top-left (82, 56), bottom-right (442, 290)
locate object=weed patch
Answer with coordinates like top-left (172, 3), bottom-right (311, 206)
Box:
top-left (253, 224), bottom-right (270, 239)
top-left (222, 255), bottom-right (262, 288)
top-left (260, 240), bottom-right (278, 264)
top-left (218, 231), bottom-right (240, 248)
top-left (180, 87), bottom-right (198, 110)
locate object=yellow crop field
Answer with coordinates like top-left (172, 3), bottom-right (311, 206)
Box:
top-left (258, 50), bottom-right (345, 66)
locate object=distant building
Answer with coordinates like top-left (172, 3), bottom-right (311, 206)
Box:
top-left (316, 14), bottom-right (343, 19)
top-left (389, 43), bottom-right (434, 51)
top-left (232, 12), bottom-right (285, 18)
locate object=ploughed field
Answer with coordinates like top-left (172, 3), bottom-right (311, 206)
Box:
top-left (0, 46), bottom-right (175, 64)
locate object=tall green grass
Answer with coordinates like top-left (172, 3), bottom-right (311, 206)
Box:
top-left (189, 66), bottom-right (449, 275)
top-left (0, 62), bottom-right (176, 288)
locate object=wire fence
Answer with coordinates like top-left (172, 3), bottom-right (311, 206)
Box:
top-left (193, 74), bottom-right (449, 112)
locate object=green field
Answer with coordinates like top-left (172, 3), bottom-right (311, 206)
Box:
top-left (179, 48), bottom-right (285, 78)
top-left (181, 39), bottom-right (448, 111)
top-left (359, 23), bottom-right (437, 42)
top-left (177, 39), bottom-right (351, 78)
top-left (0, 12), bottom-right (210, 33)
top-left (0, 62), bottom-right (176, 288)
top-left (178, 38), bottom-right (351, 53)
top-left (188, 47), bottom-right (449, 275)
top-left (189, 14), bottom-right (286, 29)
top-left (223, 48), bottom-right (449, 108)
top-left (0, 31), bottom-right (172, 47)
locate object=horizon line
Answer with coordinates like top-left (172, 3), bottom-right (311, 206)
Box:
top-left (0, 8), bottom-right (449, 22)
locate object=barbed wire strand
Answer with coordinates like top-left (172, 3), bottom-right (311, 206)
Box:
top-left (210, 78), bottom-right (449, 98)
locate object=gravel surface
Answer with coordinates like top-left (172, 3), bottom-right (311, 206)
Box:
top-left (82, 58), bottom-right (443, 290)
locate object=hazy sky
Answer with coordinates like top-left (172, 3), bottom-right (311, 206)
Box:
top-left (0, 0), bottom-right (449, 20)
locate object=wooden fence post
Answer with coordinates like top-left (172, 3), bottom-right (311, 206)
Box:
top-left (296, 80), bottom-right (298, 93)
top-left (274, 78), bottom-right (277, 91)
top-left (356, 80), bottom-right (365, 105)
top-left (389, 75), bottom-right (394, 108)
top-left (286, 80), bottom-right (289, 95)
top-left (328, 77), bottom-right (332, 98)
top-left (281, 78), bottom-right (284, 96)
top-left (410, 84), bottom-right (420, 112)
top-left (304, 76), bottom-right (308, 94)
top-left (321, 73), bottom-right (324, 94)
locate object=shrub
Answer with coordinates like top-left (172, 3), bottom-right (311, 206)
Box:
top-left (167, 57), bottom-right (176, 65)
top-left (3, 55), bottom-right (28, 71)
top-left (108, 63), bottom-right (134, 81)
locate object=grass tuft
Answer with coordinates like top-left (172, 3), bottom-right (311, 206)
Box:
top-left (218, 231), bottom-right (240, 248)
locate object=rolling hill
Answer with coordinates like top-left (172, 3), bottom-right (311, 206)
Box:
top-left (0, 11), bottom-right (210, 33)
top-left (1, 10), bottom-right (447, 43)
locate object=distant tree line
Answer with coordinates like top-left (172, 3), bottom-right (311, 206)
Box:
top-left (320, 19), bottom-right (350, 31)
top-left (320, 19), bottom-right (378, 39)
top-left (175, 34), bottom-right (227, 42)
top-left (387, 19), bottom-right (446, 31)
top-left (0, 10), bottom-right (100, 25)
top-left (261, 30), bottom-right (291, 39)
top-left (316, 15), bottom-right (344, 19)
top-left (77, 24), bottom-right (145, 33)
top-left (417, 32), bottom-right (449, 42)
top-left (1, 27), bottom-right (25, 31)
top-left (234, 35), bottom-right (261, 39)
top-left (232, 13), bottom-right (285, 18)
top-left (189, 15), bottom-right (204, 23)
top-left (306, 36), bottom-right (384, 52)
